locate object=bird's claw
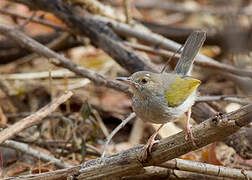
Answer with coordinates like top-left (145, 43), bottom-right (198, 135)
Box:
top-left (140, 139), bottom-right (160, 161)
top-left (185, 125), bottom-right (196, 146)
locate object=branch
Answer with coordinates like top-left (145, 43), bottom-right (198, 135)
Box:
top-left (133, 0), bottom-right (251, 16)
top-left (124, 166), bottom-right (225, 179)
top-left (2, 140), bottom-right (71, 168)
top-left (192, 102), bottom-right (252, 159)
top-left (0, 24), bottom-right (130, 95)
top-left (0, 91), bottom-right (73, 144)
top-left (5, 103), bottom-right (251, 179)
top-left (9, 0), bottom-right (156, 74)
top-left (3, 166), bottom-right (82, 180)
top-left (101, 16), bottom-right (252, 78)
top-left (197, 95), bottom-right (252, 105)
top-left (7, 0), bottom-right (252, 79)
top-left (0, 32), bottom-right (83, 64)
top-left (160, 158), bottom-right (252, 179)
top-left (78, 104), bottom-right (252, 179)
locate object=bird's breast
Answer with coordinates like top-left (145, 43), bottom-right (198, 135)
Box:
top-left (132, 94), bottom-right (174, 124)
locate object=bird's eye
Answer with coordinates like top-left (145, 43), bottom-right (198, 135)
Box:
top-left (141, 78), bottom-right (148, 84)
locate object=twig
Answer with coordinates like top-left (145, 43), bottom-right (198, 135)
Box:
top-left (124, 166), bottom-right (224, 180)
top-left (99, 16), bottom-right (252, 78)
top-left (124, 41), bottom-right (178, 58)
top-left (10, 0), bottom-right (155, 74)
top-left (0, 32), bottom-right (81, 65)
top-left (92, 109), bottom-right (110, 138)
top-left (0, 8), bottom-right (72, 33)
top-left (133, 0), bottom-right (250, 16)
top-left (0, 24), bottom-right (131, 95)
top-left (18, 138), bottom-right (102, 156)
top-left (124, 0), bottom-right (131, 24)
top-left (86, 144), bottom-right (102, 156)
top-left (80, 0), bottom-right (125, 22)
top-left (101, 112), bottom-right (136, 158)
top-left (72, 0), bottom-right (148, 32)
top-left (0, 69), bottom-right (75, 80)
top-left (17, 11), bottom-right (36, 30)
top-left (159, 158), bottom-right (252, 179)
top-left (0, 91), bottom-right (73, 144)
top-left (0, 81), bottom-right (10, 97)
top-left (241, 169), bottom-right (250, 180)
top-left (15, 32), bottom-right (71, 65)
top-left (5, 112), bottom-right (66, 119)
top-left (197, 95), bottom-right (252, 105)
top-left (2, 140), bottom-right (71, 168)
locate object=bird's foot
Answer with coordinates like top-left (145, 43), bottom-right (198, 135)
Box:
top-left (185, 124), bottom-right (196, 146)
top-left (140, 124), bottom-right (164, 161)
top-left (140, 138), bottom-right (160, 161)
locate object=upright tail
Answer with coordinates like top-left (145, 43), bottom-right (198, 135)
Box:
top-left (174, 31), bottom-right (206, 76)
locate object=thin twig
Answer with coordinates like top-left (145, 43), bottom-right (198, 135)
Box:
top-left (125, 166), bottom-right (225, 180)
top-left (161, 44), bottom-right (183, 73)
top-left (197, 95), bottom-right (252, 105)
top-left (124, 41), bottom-right (177, 58)
top-left (124, 0), bottom-right (131, 24)
top-left (0, 91), bottom-right (73, 144)
top-left (101, 112), bottom-right (136, 158)
top-left (0, 69), bottom-right (75, 80)
top-left (133, 0), bottom-right (250, 16)
top-left (0, 8), bottom-right (72, 33)
top-left (79, 0), bottom-right (125, 22)
top-left (17, 11), bottom-right (36, 30)
top-left (2, 140), bottom-right (71, 168)
top-left (159, 158), bottom-right (252, 179)
top-left (15, 32), bottom-right (71, 65)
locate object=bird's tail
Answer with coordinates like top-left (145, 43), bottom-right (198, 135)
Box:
top-left (174, 31), bottom-right (206, 76)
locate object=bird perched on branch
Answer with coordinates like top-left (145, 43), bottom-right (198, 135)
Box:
top-left (117, 31), bottom-right (206, 160)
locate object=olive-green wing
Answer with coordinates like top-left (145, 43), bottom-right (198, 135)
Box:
top-left (165, 75), bottom-right (201, 107)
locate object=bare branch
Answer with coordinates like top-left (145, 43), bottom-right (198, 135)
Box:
top-left (101, 112), bottom-right (136, 157)
top-left (197, 95), bottom-right (252, 105)
top-left (133, 0), bottom-right (251, 16)
top-left (2, 140), bottom-right (71, 168)
top-left (101, 16), bottom-right (252, 78)
top-left (78, 103), bottom-right (252, 179)
top-left (3, 103), bottom-right (252, 179)
top-left (9, 0), bottom-right (156, 74)
top-left (0, 24), bottom-right (131, 95)
top-left (160, 158), bottom-right (252, 179)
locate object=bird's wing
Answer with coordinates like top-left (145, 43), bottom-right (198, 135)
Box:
top-left (165, 75), bottom-right (201, 107)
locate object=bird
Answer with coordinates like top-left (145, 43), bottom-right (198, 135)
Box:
top-left (116, 31), bottom-right (206, 160)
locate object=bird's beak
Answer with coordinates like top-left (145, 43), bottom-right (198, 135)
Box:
top-left (116, 77), bottom-right (134, 85)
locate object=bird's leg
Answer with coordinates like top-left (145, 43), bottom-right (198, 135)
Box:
top-left (141, 124), bottom-right (164, 160)
top-left (185, 108), bottom-right (196, 146)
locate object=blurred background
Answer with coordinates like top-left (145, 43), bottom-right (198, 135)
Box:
top-left (0, 0), bottom-right (251, 178)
